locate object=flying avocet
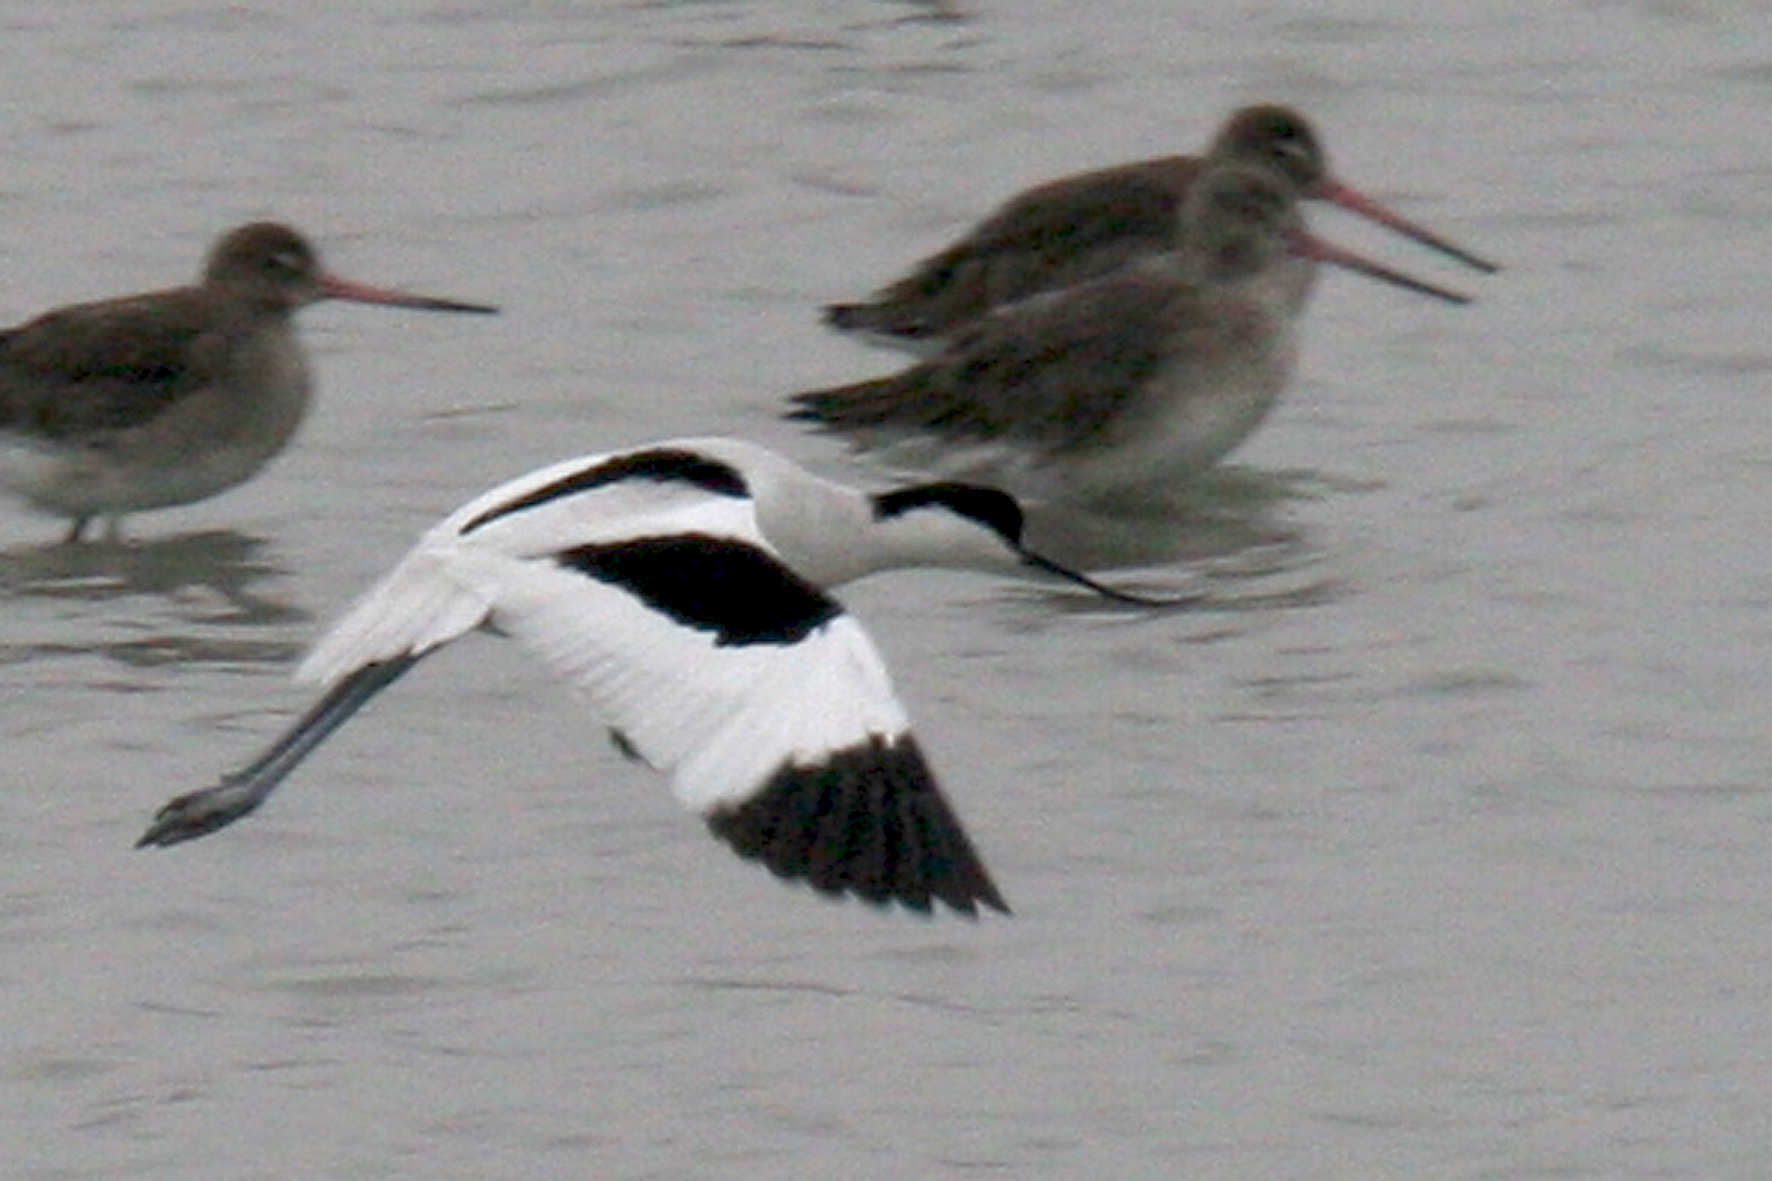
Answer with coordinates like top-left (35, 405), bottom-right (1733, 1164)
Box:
top-left (138, 438), bottom-right (1171, 916)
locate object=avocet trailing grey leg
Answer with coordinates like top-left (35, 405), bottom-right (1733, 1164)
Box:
top-left (138, 439), bottom-right (1172, 916)
top-left (138, 656), bottom-right (419, 846)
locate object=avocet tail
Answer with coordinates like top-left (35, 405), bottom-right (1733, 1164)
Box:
top-left (297, 547), bottom-right (494, 688)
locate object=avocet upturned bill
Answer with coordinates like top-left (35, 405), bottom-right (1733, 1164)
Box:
top-left (0, 222), bottom-right (497, 543)
top-left (792, 163), bottom-right (1465, 509)
top-left (822, 103), bottom-right (1496, 352)
top-left (136, 439), bottom-right (1169, 915)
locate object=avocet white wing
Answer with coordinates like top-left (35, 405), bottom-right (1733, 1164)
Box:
top-left (296, 444), bottom-right (765, 683)
top-left (139, 441), bottom-right (1009, 917)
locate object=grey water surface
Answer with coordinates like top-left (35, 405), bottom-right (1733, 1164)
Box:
top-left (4, 1), bottom-right (1772, 1178)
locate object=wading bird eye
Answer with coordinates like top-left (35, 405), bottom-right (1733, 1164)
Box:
top-left (267, 249), bottom-right (307, 276)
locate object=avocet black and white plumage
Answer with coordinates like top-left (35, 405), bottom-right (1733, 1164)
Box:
top-left (138, 439), bottom-right (1163, 915)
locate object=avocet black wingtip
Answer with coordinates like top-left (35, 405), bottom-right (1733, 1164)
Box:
top-left (704, 735), bottom-right (1010, 918)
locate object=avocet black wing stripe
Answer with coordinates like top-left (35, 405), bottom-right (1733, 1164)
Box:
top-left (298, 470), bottom-right (765, 687)
top-left (460, 448), bottom-right (747, 536)
top-left (557, 534), bottom-right (840, 646)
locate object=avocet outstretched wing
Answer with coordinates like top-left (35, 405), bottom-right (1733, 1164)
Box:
top-left (297, 446), bottom-right (755, 687)
top-left (142, 443), bottom-right (1008, 916)
top-left (467, 525), bottom-right (1008, 915)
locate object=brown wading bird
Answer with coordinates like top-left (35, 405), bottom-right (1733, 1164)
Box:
top-left (793, 163), bottom-right (1479, 509)
top-left (821, 103), bottom-right (1497, 352)
top-left (0, 222), bottom-right (497, 543)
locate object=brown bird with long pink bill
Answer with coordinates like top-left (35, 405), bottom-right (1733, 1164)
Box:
top-left (0, 222), bottom-right (497, 543)
top-left (793, 163), bottom-right (1475, 509)
top-left (822, 103), bottom-right (1497, 353)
